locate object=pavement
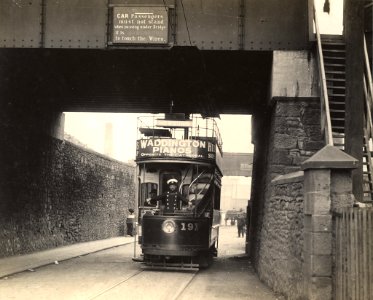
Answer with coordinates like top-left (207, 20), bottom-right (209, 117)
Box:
top-left (0, 236), bottom-right (135, 278)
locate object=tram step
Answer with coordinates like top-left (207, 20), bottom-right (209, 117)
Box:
top-left (141, 262), bottom-right (199, 271)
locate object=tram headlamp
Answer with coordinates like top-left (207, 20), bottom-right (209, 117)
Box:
top-left (162, 219), bottom-right (176, 234)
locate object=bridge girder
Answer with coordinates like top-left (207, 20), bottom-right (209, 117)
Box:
top-left (0, 48), bottom-right (273, 116)
top-left (0, 0), bottom-right (312, 51)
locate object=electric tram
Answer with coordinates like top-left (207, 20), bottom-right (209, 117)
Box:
top-left (133, 113), bottom-right (223, 270)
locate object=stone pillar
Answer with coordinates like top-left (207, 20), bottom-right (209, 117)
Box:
top-left (301, 145), bottom-right (357, 300)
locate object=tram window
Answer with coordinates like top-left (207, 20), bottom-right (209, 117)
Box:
top-left (140, 183), bottom-right (158, 205)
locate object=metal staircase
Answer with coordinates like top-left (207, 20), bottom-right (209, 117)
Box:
top-left (320, 35), bottom-right (373, 202)
top-left (321, 35), bottom-right (346, 150)
top-left (314, 0), bottom-right (373, 203)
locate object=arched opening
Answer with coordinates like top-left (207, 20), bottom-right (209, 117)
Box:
top-left (64, 112), bottom-right (254, 259)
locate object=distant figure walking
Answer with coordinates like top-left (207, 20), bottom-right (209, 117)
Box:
top-left (236, 210), bottom-right (246, 238)
top-left (126, 208), bottom-right (135, 236)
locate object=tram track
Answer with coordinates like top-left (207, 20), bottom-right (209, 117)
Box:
top-left (88, 269), bottom-right (144, 300)
top-left (88, 266), bottom-right (199, 300)
top-left (171, 270), bottom-right (198, 300)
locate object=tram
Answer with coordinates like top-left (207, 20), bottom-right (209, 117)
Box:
top-left (133, 113), bottom-right (223, 270)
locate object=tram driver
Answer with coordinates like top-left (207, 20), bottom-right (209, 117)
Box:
top-left (146, 179), bottom-right (189, 213)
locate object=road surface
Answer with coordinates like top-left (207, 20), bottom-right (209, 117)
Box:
top-left (0, 226), bottom-right (282, 300)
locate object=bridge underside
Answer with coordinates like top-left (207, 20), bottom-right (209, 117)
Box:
top-left (0, 48), bottom-right (272, 116)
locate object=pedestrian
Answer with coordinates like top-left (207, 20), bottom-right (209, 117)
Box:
top-left (144, 189), bottom-right (157, 206)
top-left (126, 208), bottom-right (135, 236)
top-left (237, 210), bottom-right (246, 238)
top-left (146, 179), bottom-right (188, 213)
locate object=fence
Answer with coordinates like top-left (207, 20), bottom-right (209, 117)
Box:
top-left (335, 208), bottom-right (373, 300)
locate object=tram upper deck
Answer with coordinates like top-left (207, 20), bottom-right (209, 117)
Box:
top-left (136, 114), bottom-right (223, 171)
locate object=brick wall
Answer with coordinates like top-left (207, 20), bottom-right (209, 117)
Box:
top-left (0, 136), bottom-right (135, 258)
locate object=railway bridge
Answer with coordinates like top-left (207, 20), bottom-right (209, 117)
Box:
top-left (0, 0), bottom-right (372, 299)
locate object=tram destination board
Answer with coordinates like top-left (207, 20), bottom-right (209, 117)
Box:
top-left (136, 139), bottom-right (217, 162)
top-left (112, 6), bottom-right (169, 45)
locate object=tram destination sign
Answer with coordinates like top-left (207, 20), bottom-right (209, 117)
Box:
top-left (112, 6), bottom-right (169, 44)
top-left (136, 139), bottom-right (216, 161)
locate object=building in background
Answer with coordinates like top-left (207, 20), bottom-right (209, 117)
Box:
top-left (221, 176), bottom-right (252, 212)
top-left (221, 152), bottom-right (253, 212)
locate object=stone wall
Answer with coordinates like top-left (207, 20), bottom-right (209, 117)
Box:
top-left (0, 135), bottom-right (136, 258)
top-left (269, 98), bottom-right (324, 179)
top-left (250, 97), bottom-right (324, 299)
top-left (259, 172), bottom-right (305, 299)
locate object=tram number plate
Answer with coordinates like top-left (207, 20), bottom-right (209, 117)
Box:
top-left (180, 222), bottom-right (198, 231)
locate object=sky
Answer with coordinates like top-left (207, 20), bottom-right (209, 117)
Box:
top-left (64, 1), bottom-right (343, 162)
top-left (315, 0), bottom-right (343, 34)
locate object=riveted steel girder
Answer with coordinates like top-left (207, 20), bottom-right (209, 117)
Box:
top-left (0, 0), bottom-right (313, 50)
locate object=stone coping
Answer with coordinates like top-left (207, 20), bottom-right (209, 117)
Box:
top-left (271, 170), bottom-right (304, 185)
top-left (301, 145), bottom-right (358, 170)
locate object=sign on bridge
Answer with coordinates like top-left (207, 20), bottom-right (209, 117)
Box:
top-left (112, 6), bottom-right (169, 45)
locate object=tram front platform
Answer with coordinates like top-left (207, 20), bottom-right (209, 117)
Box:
top-left (0, 236), bottom-right (134, 278)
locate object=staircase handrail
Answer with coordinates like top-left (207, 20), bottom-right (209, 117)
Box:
top-left (364, 36), bottom-right (373, 140)
top-left (364, 77), bottom-right (373, 139)
top-left (313, 3), bottom-right (334, 146)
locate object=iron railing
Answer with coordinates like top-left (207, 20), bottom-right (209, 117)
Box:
top-left (313, 2), bottom-right (334, 146)
top-left (364, 36), bottom-right (373, 141)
